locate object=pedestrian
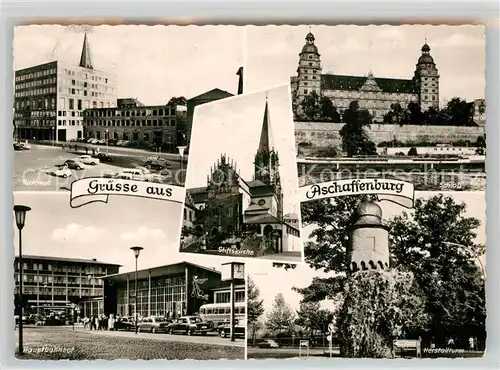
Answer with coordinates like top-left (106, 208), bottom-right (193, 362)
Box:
top-left (89, 315), bottom-right (94, 330)
top-left (83, 316), bottom-right (88, 329)
top-left (327, 316), bottom-right (335, 357)
top-left (85, 147), bottom-right (88, 154)
top-left (108, 314), bottom-right (115, 331)
top-left (95, 315), bottom-right (100, 330)
top-left (92, 148), bottom-right (95, 156)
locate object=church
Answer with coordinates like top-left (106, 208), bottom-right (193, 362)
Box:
top-left (290, 31), bottom-right (440, 122)
top-left (181, 99), bottom-right (301, 258)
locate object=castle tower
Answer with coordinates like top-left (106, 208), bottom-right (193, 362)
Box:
top-left (79, 32), bottom-right (93, 70)
top-left (413, 41), bottom-right (439, 111)
top-left (347, 200), bottom-right (390, 272)
top-left (294, 30), bottom-right (322, 108)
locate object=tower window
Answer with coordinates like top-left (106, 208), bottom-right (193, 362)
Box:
top-left (308, 55), bottom-right (312, 59)
top-left (304, 89), bottom-right (308, 94)
top-left (312, 76), bottom-right (317, 79)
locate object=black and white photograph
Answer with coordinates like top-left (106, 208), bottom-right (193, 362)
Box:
top-left (179, 85), bottom-right (303, 262)
top-left (246, 191), bottom-right (486, 360)
top-left (245, 25), bottom-right (486, 192)
top-left (13, 192), bottom-right (246, 360)
top-left (13, 25), bottom-right (245, 191)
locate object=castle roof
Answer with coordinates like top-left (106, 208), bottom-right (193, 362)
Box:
top-left (321, 74), bottom-right (417, 94)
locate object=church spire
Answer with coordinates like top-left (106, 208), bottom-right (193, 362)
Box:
top-left (257, 96), bottom-right (274, 154)
top-left (79, 33), bottom-right (93, 70)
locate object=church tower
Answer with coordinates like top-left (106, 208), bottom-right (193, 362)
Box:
top-left (254, 98), bottom-right (283, 219)
top-left (347, 200), bottom-right (390, 272)
top-left (294, 30), bottom-right (322, 109)
top-left (79, 32), bottom-right (93, 70)
top-left (413, 41), bottom-right (439, 111)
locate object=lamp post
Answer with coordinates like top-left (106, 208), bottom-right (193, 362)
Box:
top-left (177, 146), bottom-right (186, 185)
top-left (130, 246), bottom-right (143, 334)
top-left (42, 282), bottom-right (48, 314)
top-left (105, 129), bottom-right (109, 155)
top-left (442, 241), bottom-right (486, 278)
top-left (87, 274), bottom-right (95, 316)
top-left (221, 261), bottom-right (245, 342)
top-left (14, 205), bottom-right (31, 355)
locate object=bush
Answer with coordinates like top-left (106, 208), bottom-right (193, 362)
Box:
top-left (312, 146), bottom-right (338, 158)
top-left (337, 269), bottom-right (428, 358)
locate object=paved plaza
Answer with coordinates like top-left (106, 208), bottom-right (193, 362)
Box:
top-left (15, 326), bottom-right (244, 360)
top-left (14, 144), bottom-right (185, 191)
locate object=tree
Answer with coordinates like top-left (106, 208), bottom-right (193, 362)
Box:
top-left (167, 96), bottom-right (187, 106)
top-left (339, 101), bottom-right (377, 157)
top-left (265, 293), bottom-right (296, 334)
top-left (441, 97), bottom-right (475, 126)
top-left (247, 276), bottom-right (265, 346)
top-left (408, 147), bottom-right (418, 156)
top-left (295, 300), bottom-right (332, 336)
top-left (298, 194), bottom-right (486, 347)
top-left (298, 91), bottom-right (341, 122)
top-left (407, 101), bottom-right (424, 125)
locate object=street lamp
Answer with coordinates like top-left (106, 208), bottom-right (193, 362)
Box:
top-left (87, 274), bottom-right (96, 316)
top-left (130, 246), bottom-right (143, 334)
top-left (105, 129), bottom-right (109, 155)
top-left (177, 146), bottom-right (186, 185)
top-left (221, 261), bottom-right (245, 342)
top-left (442, 241), bottom-right (486, 279)
top-left (14, 205), bottom-right (31, 355)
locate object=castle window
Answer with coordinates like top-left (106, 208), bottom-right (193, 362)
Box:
top-left (304, 89), bottom-right (308, 94)
top-left (312, 76), bottom-right (317, 79)
top-left (308, 63), bottom-right (312, 66)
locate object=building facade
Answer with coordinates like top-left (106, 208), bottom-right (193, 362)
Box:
top-left (83, 98), bottom-right (178, 150)
top-left (13, 255), bottom-right (121, 317)
top-left (291, 31), bottom-right (440, 122)
top-left (14, 33), bottom-right (117, 142)
top-left (102, 262), bottom-right (245, 318)
top-left (181, 99), bottom-right (301, 256)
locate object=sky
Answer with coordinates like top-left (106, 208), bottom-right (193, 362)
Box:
top-left (245, 25), bottom-right (485, 104)
top-left (13, 25), bottom-right (245, 105)
top-left (185, 84), bottom-right (300, 216)
top-left (248, 191), bottom-right (486, 316)
top-left (13, 192), bottom-right (236, 274)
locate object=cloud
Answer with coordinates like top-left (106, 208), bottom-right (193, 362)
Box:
top-left (51, 223), bottom-right (104, 243)
top-left (120, 226), bottom-right (167, 242)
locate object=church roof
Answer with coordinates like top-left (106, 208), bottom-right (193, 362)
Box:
top-left (257, 99), bottom-right (275, 153)
top-left (321, 74), bottom-right (417, 94)
top-left (245, 213), bottom-right (282, 225)
top-left (188, 88), bottom-right (234, 103)
top-left (79, 33), bottom-right (93, 70)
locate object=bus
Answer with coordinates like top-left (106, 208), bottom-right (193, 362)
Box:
top-left (199, 302), bottom-right (245, 330)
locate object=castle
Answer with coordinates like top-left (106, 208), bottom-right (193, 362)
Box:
top-left (290, 31), bottom-right (440, 123)
top-left (182, 98), bottom-right (301, 257)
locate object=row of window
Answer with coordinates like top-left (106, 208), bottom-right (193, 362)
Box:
top-left (88, 131), bottom-right (173, 142)
top-left (15, 97), bottom-right (56, 111)
top-left (86, 108), bottom-right (176, 118)
top-left (16, 67), bottom-right (57, 81)
top-left (200, 306), bottom-right (246, 315)
top-left (59, 96), bottom-right (112, 110)
top-left (59, 86), bottom-right (115, 101)
top-left (58, 120), bottom-right (82, 126)
top-left (58, 111), bottom-right (84, 118)
top-left (19, 286), bottom-right (103, 297)
top-left (63, 78), bottom-right (114, 93)
top-left (86, 119), bottom-right (176, 127)
top-left (14, 273), bottom-right (103, 285)
top-left (15, 86), bottom-right (57, 98)
top-left (62, 69), bottom-right (110, 84)
top-left (16, 77), bottom-right (57, 90)
top-left (214, 291), bottom-right (245, 304)
top-left (15, 262), bottom-right (107, 274)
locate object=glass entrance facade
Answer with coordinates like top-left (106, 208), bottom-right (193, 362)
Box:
top-left (116, 275), bottom-right (187, 318)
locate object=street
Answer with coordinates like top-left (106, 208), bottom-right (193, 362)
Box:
top-left (247, 347), bottom-right (340, 359)
top-left (14, 144), bottom-right (186, 191)
top-left (15, 326), bottom-right (244, 360)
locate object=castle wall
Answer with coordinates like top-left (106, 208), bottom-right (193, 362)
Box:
top-left (295, 121), bottom-right (485, 147)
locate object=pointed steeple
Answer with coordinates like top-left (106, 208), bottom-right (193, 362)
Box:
top-left (79, 33), bottom-right (93, 70)
top-left (257, 96), bottom-right (274, 153)
top-left (237, 66), bottom-right (244, 95)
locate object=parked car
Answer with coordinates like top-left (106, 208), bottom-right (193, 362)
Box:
top-left (143, 156), bottom-right (169, 170)
top-left (218, 319), bottom-right (246, 338)
top-left (93, 152), bottom-right (113, 162)
top-left (146, 169), bottom-right (172, 183)
top-left (114, 317), bottom-right (134, 331)
top-left (258, 339), bottom-right (280, 348)
top-left (64, 159), bottom-right (86, 170)
top-left (116, 169), bottom-right (146, 181)
top-left (138, 316), bottom-right (171, 333)
top-left (80, 155), bottom-right (100, 165)
top-left (46, 165), bottom-right (72, 178)
top-left (13, 142), bottom-right (30, 151)
top-left (166, 316), bottom-right (211, 336)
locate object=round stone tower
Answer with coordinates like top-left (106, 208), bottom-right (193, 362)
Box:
top-left (347, 200), bottom-right (390, 272)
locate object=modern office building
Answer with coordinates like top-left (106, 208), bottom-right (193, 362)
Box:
top-left (83, 97), bottom-right (178, 150)
top-left (100, 261), bottom-right (245, 318)
top-left (13, 255), bottom-right (121, 316)
top-left (13, 33), bottom-right (117, 142)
